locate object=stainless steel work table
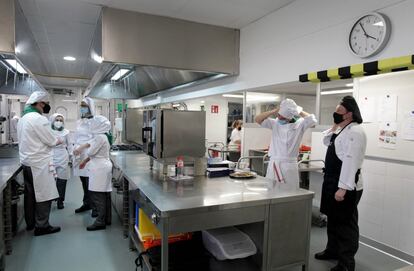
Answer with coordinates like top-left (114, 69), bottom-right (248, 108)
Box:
top-left (0, 158), bottom-right (22, 271)
top-left (111, 151), bottom-right (314, 271)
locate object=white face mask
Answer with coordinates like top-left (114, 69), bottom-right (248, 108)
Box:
top-left (54, 121), bottom-right (63, 129)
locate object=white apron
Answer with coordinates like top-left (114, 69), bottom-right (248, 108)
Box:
top-left (31, 159), bottom-right (60, 202)
top-left (87, 158), bottom-right (113, 192)
top-left (266, 157), bottom-right (300, 187)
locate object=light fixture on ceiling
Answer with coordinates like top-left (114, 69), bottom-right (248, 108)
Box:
top-left (110, 69), bottom-right (131, 81)
top-left (222, 94), bottom-right (243, 99)
top-left (200, 101), bottom-right (205, 104)
top-left (4, 59), bottom-right (27, 74)
top-left (63, 56), bottom-right (76, 61)
top-left (92, 54), bottom-right (103, 64)
top-left (320, 89), bottom-right (354, 95)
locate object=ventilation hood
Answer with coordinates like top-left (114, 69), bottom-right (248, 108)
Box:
top-left (0, 0), bottom-right (46, 95)
top-left (86, 7), bottom-right (239, 99)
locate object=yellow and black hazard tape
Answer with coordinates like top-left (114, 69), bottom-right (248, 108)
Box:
top-left (299, 54), bottom-right (414, 83)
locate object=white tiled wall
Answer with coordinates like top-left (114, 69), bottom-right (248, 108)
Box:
top-left (359, 159), bottom-right (414, 256)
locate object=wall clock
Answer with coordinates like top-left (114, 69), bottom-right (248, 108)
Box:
top-left (349, 13), bottom-right (391, 58)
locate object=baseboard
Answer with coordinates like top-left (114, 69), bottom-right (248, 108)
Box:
top-left (360, 235), bottom-right (414, 264)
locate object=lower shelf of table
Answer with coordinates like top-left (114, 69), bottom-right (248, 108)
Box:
top-left (130, 230), bottom-right (261, 271)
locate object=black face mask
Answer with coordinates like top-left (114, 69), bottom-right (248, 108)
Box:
top-left (333, 112), bottom-right (344, 124)
top-left (43, 103), bottom-right (51, 114)
top-left (237, 127), bottom-right (242, 131)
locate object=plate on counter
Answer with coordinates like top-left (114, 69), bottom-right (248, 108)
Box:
top-left (229, 171), bottom-right (257, 179)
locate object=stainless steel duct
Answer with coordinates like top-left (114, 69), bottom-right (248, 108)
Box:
top-left (87, 7), bottom-right (239, 100)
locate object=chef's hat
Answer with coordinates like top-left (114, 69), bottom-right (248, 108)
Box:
top-left (279, 99), bottom-right (301, 119)
top-left (89, 115), bottom-right (111, 134)
top-left (82, 97), bottom-right (95, 116)
top-left (26, 91), bottom-right (50, 105)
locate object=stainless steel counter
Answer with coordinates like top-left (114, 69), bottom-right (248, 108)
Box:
top-left (0, 158), bottom-right (21, 191)
top-left (111, 151), bottom-right (314, 271)
top-left (111, 151), bottom-right (313, 217)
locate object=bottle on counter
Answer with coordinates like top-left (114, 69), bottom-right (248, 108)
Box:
top-left (176, 156), bottom-right (184, 177)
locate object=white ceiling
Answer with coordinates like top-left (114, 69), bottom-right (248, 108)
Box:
top-left (18, 0), bottom-right (295, 88)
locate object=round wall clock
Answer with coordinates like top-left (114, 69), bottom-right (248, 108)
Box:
top-left (349, 13), bottom-right (391, 58)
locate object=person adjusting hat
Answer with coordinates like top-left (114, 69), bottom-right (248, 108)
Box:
top-left (50, 113), bottom-right (71, 210)
top-left (17, 91), bottom-right (63, 236)
top-left (315, 96), bottom-right (367, 271)
top-left (255, 98), bottom-right (317, 187)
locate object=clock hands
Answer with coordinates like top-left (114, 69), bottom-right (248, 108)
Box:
top-left (359, 22), bottom-right (378, 41)
top-left (359, 23), bottom-right (368, 37)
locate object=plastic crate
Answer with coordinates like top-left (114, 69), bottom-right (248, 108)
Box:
top-left (202, 227), bottom-right (257, 260)
top-left (135, 208), bottom-right (192, 250)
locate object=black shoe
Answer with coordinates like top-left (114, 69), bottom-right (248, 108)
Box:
top-left (75, 205), bottom-right (91, 213)
top-left (91, 210), bottom-right (98, 218)
top-left (26, 225), bottom-right (35, 231)
top-left (331, 263), bottom-right (353, 271)
top-left (87, 224), bottom-right (106, 231)
top-left (315, 250), bottom-right (338, 260)
top-left (34, 226), bottom-right (61, 236)
top-left (57, 200), bottom-right (64, 210)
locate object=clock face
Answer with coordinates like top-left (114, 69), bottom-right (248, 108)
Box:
top-left (349, 13), bottom-right (390, 58)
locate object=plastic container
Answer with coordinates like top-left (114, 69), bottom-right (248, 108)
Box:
top-left (202, 227), bottom-right (257, 260)
top-left (135, 208), bottom-right (192, 249)
top-left (176, 156), bottom-right (184, 177)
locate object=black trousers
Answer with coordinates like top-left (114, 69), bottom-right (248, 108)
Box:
top-left (80, 176), bottom-right (91, 207)
top-left (56, 178), bottom-right (67, 202)
top-left (89, 191), bottom-right (112, 226)
top-left (326, 190), bottom-right (363, 270)
top-left (22, 165), bottom-right (53, 229)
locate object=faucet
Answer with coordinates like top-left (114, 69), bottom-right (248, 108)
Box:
top-left (236, 155), bottom-right (268, 170)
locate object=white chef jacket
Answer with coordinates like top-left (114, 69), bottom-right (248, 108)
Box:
top-left (230, 128), bottom-right (242, 144)
top-left (86, 134), bottom-right (112, 192)
top-left (323, 123), bottom-right (367, 191)
top-left (51, 128), bottom-right (71, 179)
top-left (73, 118), bottom-right (94, 177)
top-left (261, 115), bottom-right (317, 159)
top-left (18, 112), bottom-right (58, 166)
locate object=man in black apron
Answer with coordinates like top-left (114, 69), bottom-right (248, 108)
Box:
top-left (315, 96), bottom-right (366, 271)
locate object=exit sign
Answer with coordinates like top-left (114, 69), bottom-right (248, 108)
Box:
top-left (211, 105), bottom-right (219, 114)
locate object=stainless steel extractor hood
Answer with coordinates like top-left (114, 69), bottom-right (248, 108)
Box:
top-left (0, 0), bottom-right (46, 95)
top-left (86, 7), bottom-right (240, 99)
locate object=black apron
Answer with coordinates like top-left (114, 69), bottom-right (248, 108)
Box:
top-left (320, 125), bottom-right (360, 221)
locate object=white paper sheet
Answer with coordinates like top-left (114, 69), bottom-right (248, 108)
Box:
top-left (377, 94), bottom-right (398, 122)
top-left (379, 122), bottom-right (398, 149)
top-left (359, 96), bottom-right (376, 123)
top-left (402, 110), bottom-right (414, 141)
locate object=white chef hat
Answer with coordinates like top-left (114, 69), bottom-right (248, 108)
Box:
top-left (26, 91), bottom-right (50, 105)
top-left (82, 97), bottom-right (95, 116)
top-left (89, 115), bottom-right (111, 134)
top-left (49, 113), bottom-right (64, 124)
top-left (279, 98), bottom-right (302, 119)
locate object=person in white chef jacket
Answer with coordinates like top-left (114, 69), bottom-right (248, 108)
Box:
top-left (74, 115), bottom-right (112, 231)
top-left (10, 111), bottom-right (20, 143)
top-left (255, 99), bottom-right (317, 187)
top-left (73, 97), bottom-right (97, 215)
top-left (17, 91), bottom-right (62, 236)
top-left (315, 96), bottom-right (366, 271)
top-left (50, 113), bottom-right (71, 210)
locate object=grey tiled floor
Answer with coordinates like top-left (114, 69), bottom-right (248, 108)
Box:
top-left (5, 175), bottom-right (411, 271)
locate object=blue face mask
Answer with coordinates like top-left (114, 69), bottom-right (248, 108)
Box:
top-left (278, 119), bottom-right (289, 125)
top-left (80, 107), bottom-right (90, 118)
